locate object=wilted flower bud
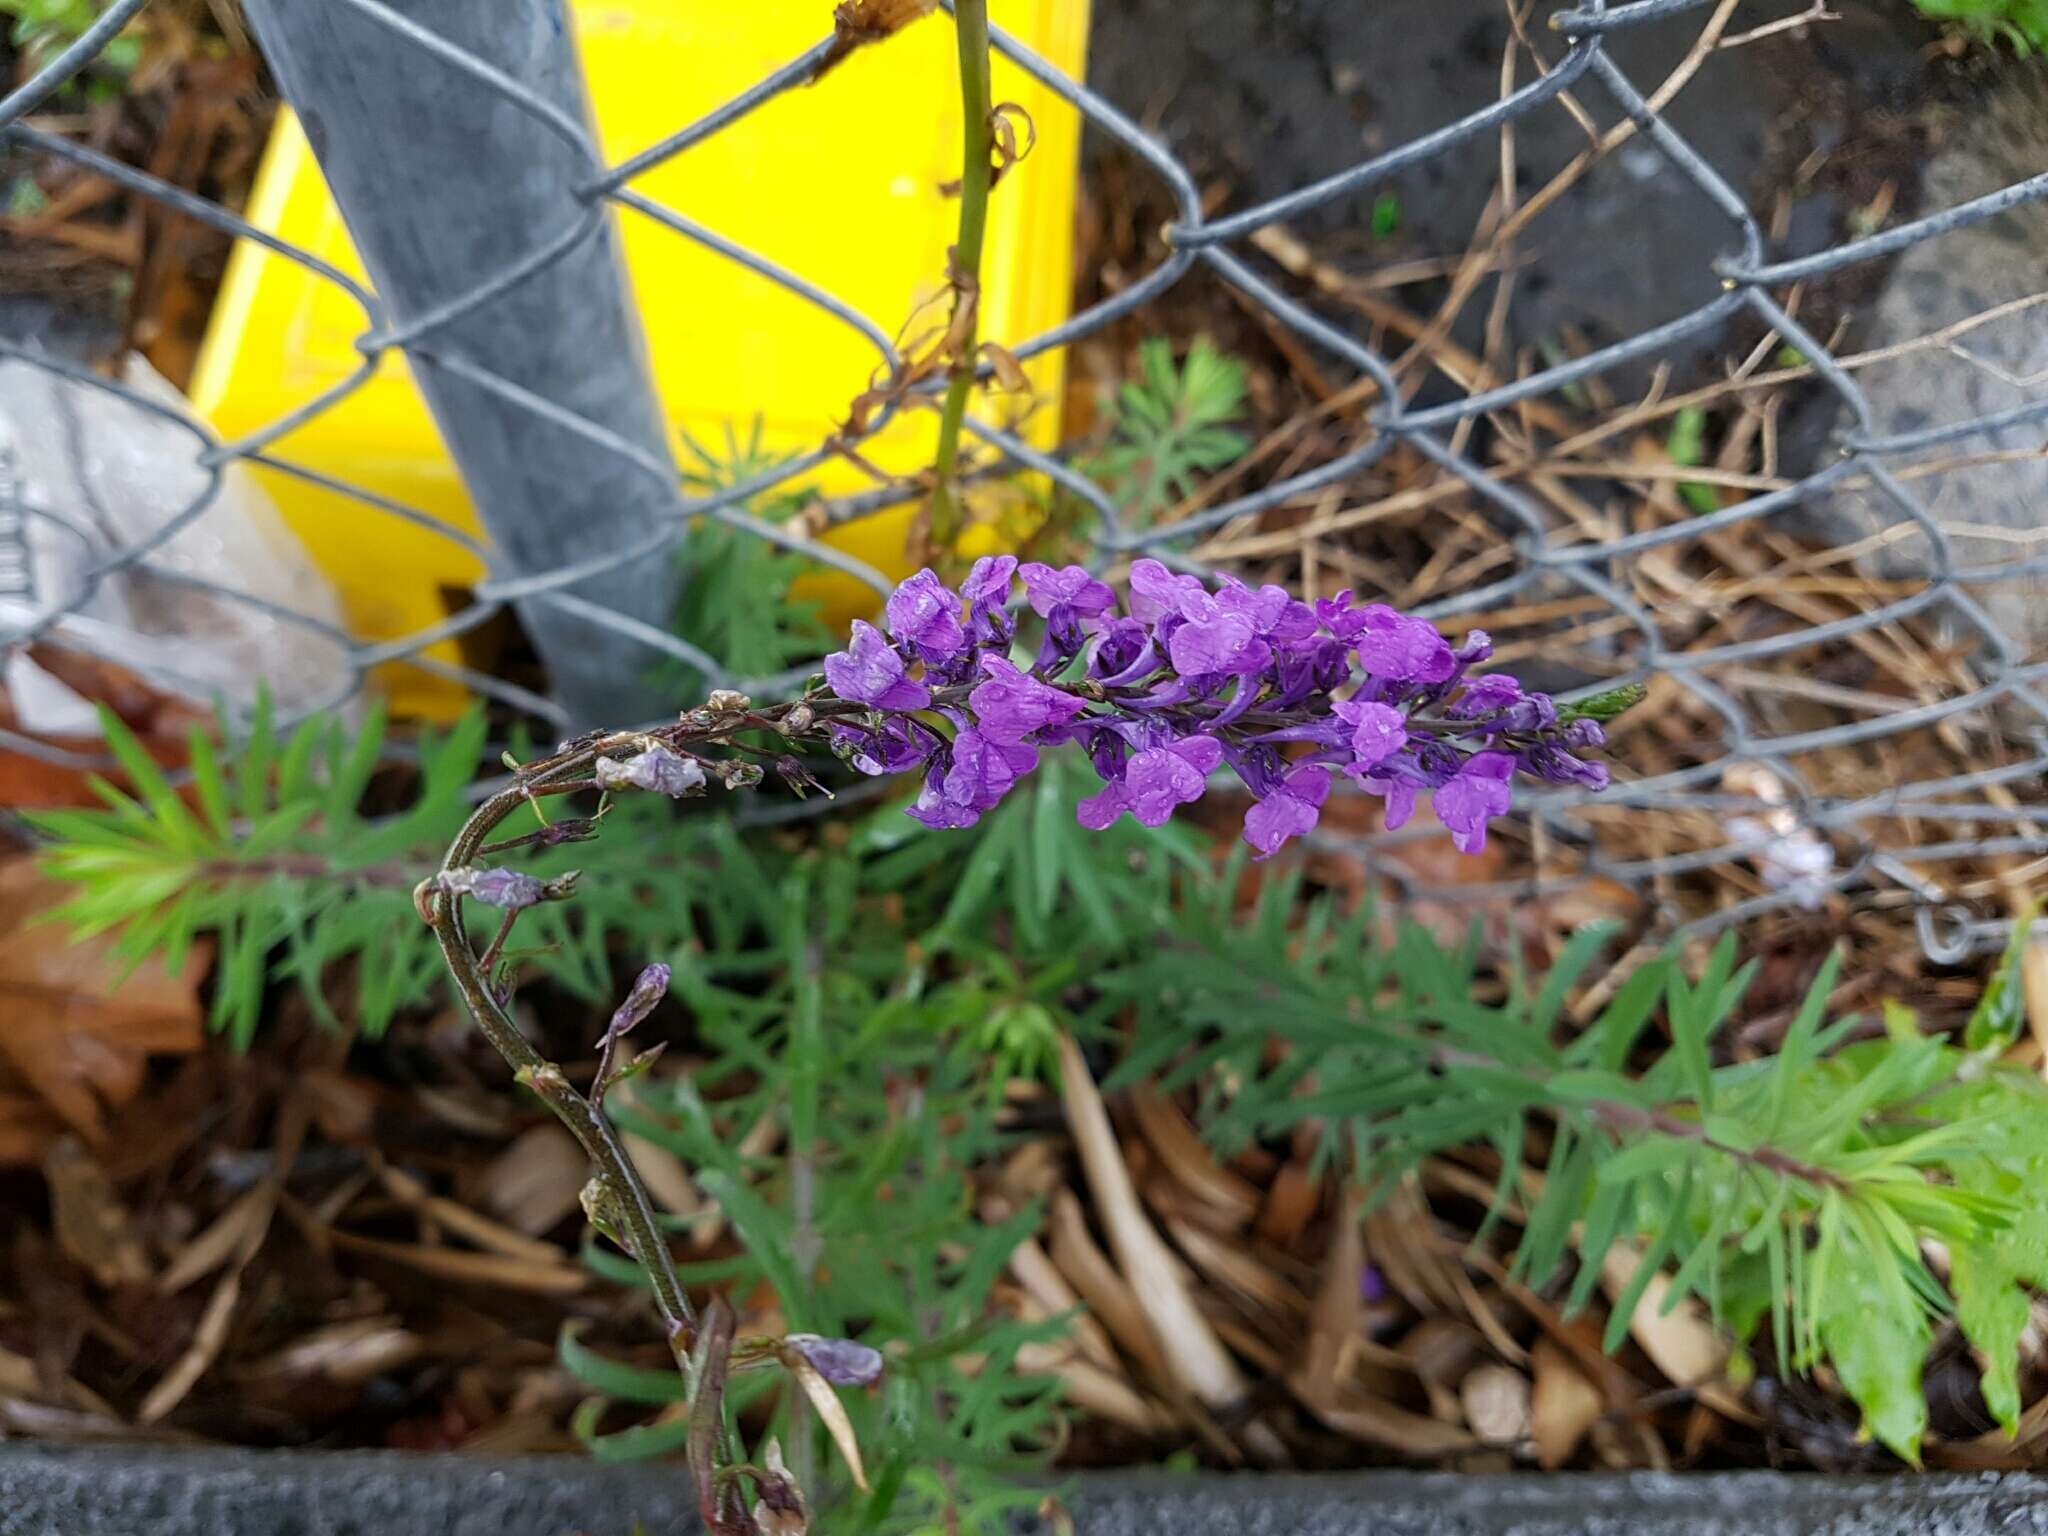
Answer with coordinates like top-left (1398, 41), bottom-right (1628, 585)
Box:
top-left (437, 865), bottom-right (569, 913)
top-left (750, 1439), bottom-right (807, 1536)
top-left (606, 962), bottom-right (670, 1040)
top-left (774, 755), bottom-right (830, 800)
top-left (714, 759), bottom-right (766, 790)
top-left (786, 1332), bottom-right (885, 1387)
top-left (535, 816), bottom-right (602, 847)
top-left (778, 703), bottom-right (815, 737)
top-left (705, 689), bottom-right (753, 713)
top-left (594, 746), bottom-right (707, 798)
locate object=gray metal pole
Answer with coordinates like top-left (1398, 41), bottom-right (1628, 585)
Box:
top-left (240, 0), bottom-right (682, 730)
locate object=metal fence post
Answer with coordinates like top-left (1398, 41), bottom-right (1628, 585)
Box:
top-left (239, 0), bottom-right (682, 730)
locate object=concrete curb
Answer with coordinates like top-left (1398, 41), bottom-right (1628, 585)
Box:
top-left (4, 1444), bottom-right (2048, 1534)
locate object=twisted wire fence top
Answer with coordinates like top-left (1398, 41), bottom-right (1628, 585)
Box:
top-left (3, 0), bottom-right (2046, 962)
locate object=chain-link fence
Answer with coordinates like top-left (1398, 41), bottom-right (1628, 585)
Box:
top-left (3, 0), bottom-right (2046, 963)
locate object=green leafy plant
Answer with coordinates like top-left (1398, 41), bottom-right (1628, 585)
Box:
top-left (663, 419), bottom-right (833, 698)
top-left (1084, 337), bottom-right (1249, 523)
top-left (1665, 405), bottom-right (1719, 515)
top-left (1103, 869), bottom-right (2048, 1463)
top-left (23, 702), bottom-right (716, 1045)
top-left (2, 0), bottom-right (143, 101)
top-left (562, 823), bottom-right (1070, 1534)
top-left (1912, 0), bottom-right (2048, 50)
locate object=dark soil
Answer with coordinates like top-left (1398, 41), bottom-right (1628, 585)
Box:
top-left (1079, 0), bottom-right (1974, 416)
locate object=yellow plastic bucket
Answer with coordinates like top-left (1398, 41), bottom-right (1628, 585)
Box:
top-left (191, 2), bottom-right (1090, 718)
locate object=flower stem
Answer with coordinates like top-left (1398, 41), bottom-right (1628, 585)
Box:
top-left (928, 0), bottom-right (994, 552)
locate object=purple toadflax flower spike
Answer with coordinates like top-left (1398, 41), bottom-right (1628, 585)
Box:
top-left (815, 564), bottom-right (1620, 854)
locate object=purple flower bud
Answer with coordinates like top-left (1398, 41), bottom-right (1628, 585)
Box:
top-left (594, 745), bottom-right (707, 797)
top-left (787, 1333), bottom-right (886, 1388)
top-left (607, 962), bottom-right (670, 1040)
top-left (823, 621), bottom-right (931, 711)
top-left (886, 568), bottom-right (968, 663)
top-left (774, 755), bottom-right (831, 799)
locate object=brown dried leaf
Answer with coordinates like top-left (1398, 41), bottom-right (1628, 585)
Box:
top-left (1598, 1245), bottom-right (1754, 1424)
top-left (138, 1265), bottom-right (240, 1423)
top-left (1286, 1362), bottom-right (1479, 1457)
top-left (1016, 1343), bottom-right (1170, 1433)
top-left (43, 1136), bottom-right (151, 1287)
top-left (236, 1317), bottom-right (422, 1387)
top-left (0, 1342), bottom-right (116, 1415)
top-left (327, 1231), bottom-right (586, 1295)
top-left (1047, 1189), bottom-right (1170, 1387)
top-left (1530, 1337), bottom-right (1605, 1469)
top-left (1163, 1215), bottom-right (1300, 1318)
top-left (0, 859), bottom-right (206, 1154)
top-left (379, 1163), bottom-right (567, 1266)
top-left (782, 1347), bottom-right (869, 1492)
top-left (1056, 1034), bottom-right (1247, 1409)
top-left (1130, 1082), bottom-right (1259, 1227)
top-left (829, 0), bottom-right (936, 48)
top-left (1256, 1160), bottom-right (1322, 1248)
top-left (480, 1123), bottom-right (587, 1237)
top-left (1004, 1229), bottom-right (1119, 1372)
top-left (1460, 1362), bottom-right (1533, 1448)
top-left (980, 341), bottom-right (1032, 395)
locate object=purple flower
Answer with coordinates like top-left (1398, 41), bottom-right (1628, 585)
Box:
top-left (823, 620), bottom-right (930, 711)
top-left (1364, 771), bottom-right (1421, 832)
top-left (959, 554), bottom-right (1019, 647)
top-left (1352, 605), bottom-right (1454, 684)
top-left (1020, 562), bottom-right (1115, 621)
top-left (1167, 604), bottom-right (1269, 678)
top-left (1127, 558), bottom-right (1206, 624)
top-left (907, 728), bottom-right (1037, 828)
top-left (969, 654), bottom-right (1087, 743)
top-left (787, 1333), bottom-right (886, 1388)
top-left (1316, 590), bottom-right (1371, 641)
top-left (1332, 699), bottom-right (1407, 772)
top-left (1215, 577), bottom-right (1313, 643)
top-left (886, 568), bottom-right (966, 662)
top-left (1244, 762), bottom-right (1332, 857)
top-left (1079, 735), bottom-right (1221, 829)
top-left (1449, 673), bottom-right (1525, 719)
top-left (1433, 750), bottom-right (1516, 854)
top-left (961, 554), bottom-right (1018, 611)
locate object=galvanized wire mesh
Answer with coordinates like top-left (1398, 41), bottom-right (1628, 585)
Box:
top-left (3, 0), bottom-right (2046, 963)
